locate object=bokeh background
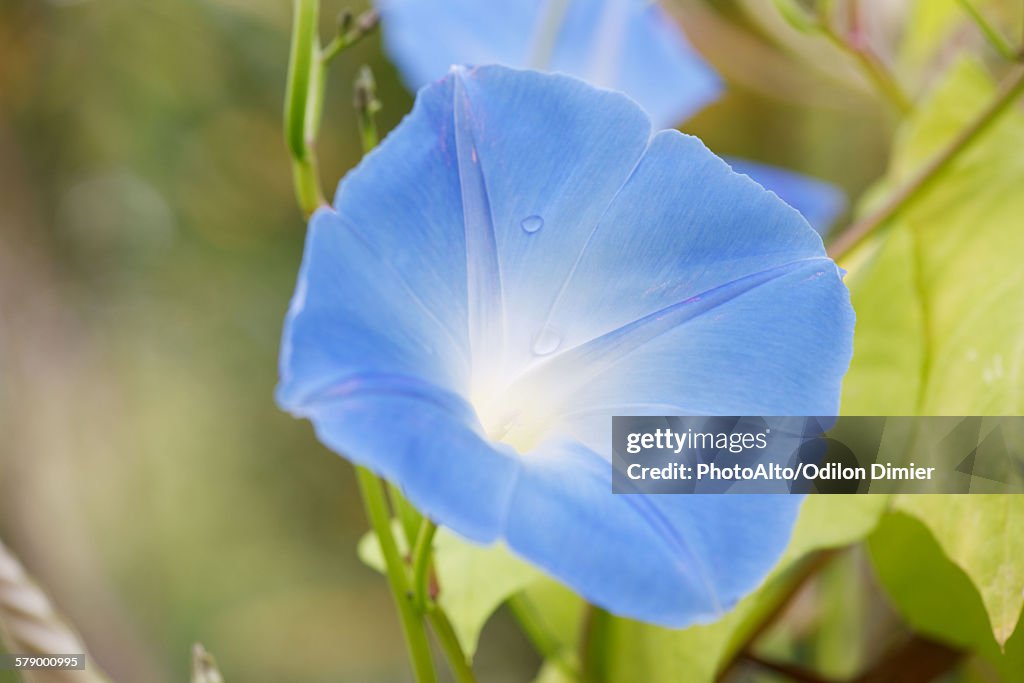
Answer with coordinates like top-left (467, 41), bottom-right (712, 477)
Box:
top-left (0, 0), bottom-right (922, 680)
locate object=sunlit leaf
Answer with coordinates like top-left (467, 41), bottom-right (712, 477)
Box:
top-left (515, 578), bottom-right (585, 671)
top-left (893, 496), bottom-right (1024, 645)
top-left (783, 496), bottom-right (890, 561)
top-left (840, 228), bottom-right (923, 414)
top-left (869, 512), bottom-right (1024, 675)
top-left (533, 662), bottom-right (573, 683)
top-left (900, 0), bottom-right (1023, 76)
top-left (899, 0), bottom-right (965, 74)
top-left (840, 58), bottom-right (1024, 644)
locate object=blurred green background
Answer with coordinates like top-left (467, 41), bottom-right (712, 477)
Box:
top-left (0, 0), bottom-right (897, 680)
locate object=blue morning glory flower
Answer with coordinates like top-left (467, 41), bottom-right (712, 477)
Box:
top-left (376, 0), bottom-right (720, 128)
top-left (375, 0), bottom-right (847, 233)
top-left (277, 66), bottom-right (854, 626)
top-left (725, 158), bottom-right (848, 236)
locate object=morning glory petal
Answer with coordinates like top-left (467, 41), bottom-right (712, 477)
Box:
top-left (492, 132), bottom-right (854, 445)
top-left (300, 376), bottom-right (520, 544)
top-left (276, 206), bottom-right (468, 411)
top-left (448, 66), bottom-right (653, 374)
top-left (507, 439), bottom-right (801, 625)
top-left (726, 157), bottom-right (848, 235)
top-left (504, 132), bottom-right (834, 366)
top-left (277, 66), bottom-right (854, 627)
top-left (547, 262), bottom-right (854, 459)
top-left (376, 0), bottom-right (721, 128)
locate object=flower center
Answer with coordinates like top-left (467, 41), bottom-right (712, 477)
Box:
top-left (470, 373), bottom-right (557, 454)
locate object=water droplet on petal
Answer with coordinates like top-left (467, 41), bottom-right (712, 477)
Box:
top-left (532, 327), bottom-right (562, 356)
top-left (521, 215), bottom-right (544, 234)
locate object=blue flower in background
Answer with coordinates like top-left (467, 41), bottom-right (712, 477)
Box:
top-left (277, 66), bottom-right (854, 626)
top-left (375, 0), bottom-right (847, 233)
top-left (376, 0), bottom-right (720, 128)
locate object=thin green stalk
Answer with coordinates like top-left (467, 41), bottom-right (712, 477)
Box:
top-left (290, 157), bottom-right (322, 217)
top-left (284, 4), bottom-right (382, 216)
top-left (321, 36), bottom-right (348, 66)
top-left (354, 66), bottom-right (382, 153)
top-left (820, 23), bottom-right (912, 114)
top-left (284, 0), bottom-right (317, 161)
top-left (284, 0), bottom-right (326, 217)
top-left (958, 0), bottom-right (1018, 61)
top-left (408, 519), bottom-right (477, 682)
top-left (322, 10), bottom-right (381, 65)
top-left (389, 483), bottom-right (424, 546)
top-left (426, 609), bottom-right (477, 683)
top-left (829, 64), bottom-right (1024, 260)
top-left (307, 54), bottom-right (325, 142)
top-left (411, 519), bottom-right (439, 612)
top-left (356, 467), bottom-right (438, 683)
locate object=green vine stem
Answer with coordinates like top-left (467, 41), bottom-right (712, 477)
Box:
top-left (284, 0), bottom-right (326, 217)
top-left (426, 609), bottom-right (477, 683)
top-left (768, 0), bottom-right (911, 113)
top-left (284, 2), bottom-right (382, 217)
top-left (411, 519), bottom-right (439, 613)
top-left (407, 517), bottom-right (477, 682)
top-left (828, 63), bottom-right (1024, 260)
top-left (355, 467), bottom-right (438, 683)
top-left (958, 0), bottom-right (1017, 61)
top-left (322, 10), bottom-right (381, 65)
top-left (819, 1), bottom-right (912, 115)
top-left (389, 483), bottom-right (424, 546)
